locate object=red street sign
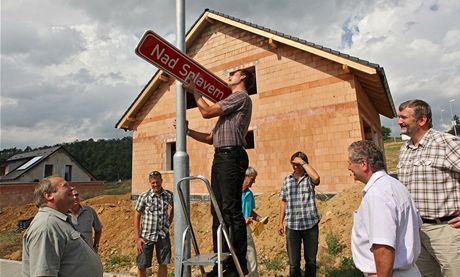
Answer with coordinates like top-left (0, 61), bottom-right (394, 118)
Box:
top-left (135, 30), bottom-right (232, 102)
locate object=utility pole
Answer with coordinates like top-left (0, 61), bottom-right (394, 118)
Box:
top-left (173, 0), bottom-right (191, 276)
top-left (449, 99), bottom-right (457, 136)
top-left (440, 109), bottom-right (445, 128)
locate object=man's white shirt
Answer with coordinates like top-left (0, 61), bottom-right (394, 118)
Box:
top-left (352, 170), bottom-right (422, 273)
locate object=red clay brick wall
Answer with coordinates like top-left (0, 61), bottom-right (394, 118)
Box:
top-left (131, 22), bottom-right (381, 195)
top-left (0, 181), bottom-right (105, 209)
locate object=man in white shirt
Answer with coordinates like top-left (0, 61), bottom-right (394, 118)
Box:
top-left (348, 140), bottom-right (422, 277)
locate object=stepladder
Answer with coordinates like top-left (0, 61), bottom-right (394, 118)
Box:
top-left (177, 175), bottom-right (244, 277)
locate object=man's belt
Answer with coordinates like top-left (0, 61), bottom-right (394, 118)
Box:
top-left (421, 215), bottom-right (456, 224)
top-left (215, 145), bottom-right (243, 153)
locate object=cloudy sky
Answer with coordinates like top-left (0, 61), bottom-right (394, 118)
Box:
top-left (1, 0), bottom-right (459, 149)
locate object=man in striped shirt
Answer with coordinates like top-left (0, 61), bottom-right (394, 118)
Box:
top-left (397, 99), bottom-right (460, 277)
top-left (134, 171), bottom-right (174, 277)
top-left (184, 68), bottom-right (254, 277)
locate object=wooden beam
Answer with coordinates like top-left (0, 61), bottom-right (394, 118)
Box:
top-left (159, 74), bottom-right (169, 82)
top-left (268, 38), bottom-right (277, 49)
top-left (205, 16), bottom-right (215, 24)
top-left (354, 71), bottom-right (381, 84)
top-left (342, 64), bottom-right (350, 73)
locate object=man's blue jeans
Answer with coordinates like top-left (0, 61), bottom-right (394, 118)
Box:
top-left (211, 147), bottom-right (249, 274)
top-left (286, 224), bottom-right (319, 277)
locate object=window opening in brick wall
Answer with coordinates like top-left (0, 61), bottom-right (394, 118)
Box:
top-left (166, 142), bottom-right (176, 171)
top-left (186, 66), bottom-right (258, 109)
top-left (243, 66), bottom-right (257, 95)
top-left (64, 165), bottom-right (72, 181)
top-left (245, 130), bottom-right (255, 149)
top-left (44, 164), bottom-right (53, 177)
top-left (186, 92), bottom-right (197, 109)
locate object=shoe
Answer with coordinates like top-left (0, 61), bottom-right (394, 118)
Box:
top-left (223, 269), bottom-right (239, 277)
top-left (205, 266), bottom-right (221, 277)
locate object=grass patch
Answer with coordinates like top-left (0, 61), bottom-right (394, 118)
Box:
top-left (324, 256), bottom-right (361, 277)
top-left (106, 255), bottom-right (131, 266)
top-left (103, 180), bottom-right (132, 195)
top-left (0, 230), bottom-right (22, 259)
top-left (260, 252), bottom-right (288, 274)
top-left (105, 254), bottom-right (131, 272)
top-left (326, 232), bottom-right (340, 256)
top-left (384, 139), bottom-right (404, 173)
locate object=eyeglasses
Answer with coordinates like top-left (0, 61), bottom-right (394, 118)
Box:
top-left (229, 70), bottom-right (242, 77)
top-left (149, 171), bottom-right (161, 177)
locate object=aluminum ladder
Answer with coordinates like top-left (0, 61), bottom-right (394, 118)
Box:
top-left (177, 175), bottom-right (243, 277)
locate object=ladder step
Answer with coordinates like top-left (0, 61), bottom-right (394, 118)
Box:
top-left (182, 252), bottom-right (232, 266)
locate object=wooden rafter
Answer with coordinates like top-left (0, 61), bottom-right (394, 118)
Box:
top-left (268, 38), bottom-right (277, 49)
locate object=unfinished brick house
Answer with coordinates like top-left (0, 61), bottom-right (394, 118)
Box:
top-left (116, 9), bottom-right (396, 196)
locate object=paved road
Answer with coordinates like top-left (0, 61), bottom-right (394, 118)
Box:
top-left (0, 259), bottom-right (135, 277)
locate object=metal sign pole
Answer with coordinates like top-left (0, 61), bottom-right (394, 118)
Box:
top-left (173, 0), bottom-right (190, 276)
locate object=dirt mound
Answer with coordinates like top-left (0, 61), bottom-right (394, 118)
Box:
top-left (0, 183), bottom-right (364, 275)
top-left (0, 204), bottom-right (37, 231)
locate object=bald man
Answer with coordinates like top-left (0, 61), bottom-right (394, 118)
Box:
top-left (22, 176), bottom-right (103, 277)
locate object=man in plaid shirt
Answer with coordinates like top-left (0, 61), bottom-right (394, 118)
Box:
top-left (278, 151), bottom-right (320, 277)
top-left (134, 171), bottom-right (173, 277)
top-left (397, 99), bottom-right (460, 277)
top-left (183, 68), bottom-right (254, 277)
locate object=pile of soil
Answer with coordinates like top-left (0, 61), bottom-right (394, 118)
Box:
top-left (0, 182), bottom-right (364, 275)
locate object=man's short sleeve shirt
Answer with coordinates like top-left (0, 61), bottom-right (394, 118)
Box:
top-left (280, 173), bottom-right (320, 230)
top-left (242, 189), bottom-right (256, 218)
top-left (135, 189), bottom-right (173, 242)
top-left (70, 205), bottom-right (103, 247)
top-left (397, 128), bottom-right (460, 219)
top-left (22, 207), bottom-right (103, 277)
top-left (352, 171), bottom-right (421, 273)
top-left (213, 91), bottom-right (252, 148)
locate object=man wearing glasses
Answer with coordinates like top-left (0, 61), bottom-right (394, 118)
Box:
top-left (134, 171), bottom-right (174, 277)
top-left (183, 68), bottom-right (254, 276)
top-left (69, 190), bottom-right (103, 252)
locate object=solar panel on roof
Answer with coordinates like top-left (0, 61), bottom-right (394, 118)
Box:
top-left (17, 156), bottom-right (42, 170)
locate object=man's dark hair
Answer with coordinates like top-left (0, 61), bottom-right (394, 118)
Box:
top-left (290, 151), bottom-right (309, 164)
top-left (399, 99), bottom-right (433, 128)
top-left (348, 140), bottom-right (386, 172)
top-left (239, 69), bottom-right (255, 91)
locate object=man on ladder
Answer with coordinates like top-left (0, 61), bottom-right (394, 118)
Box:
top-left (183, 68), bottom-right (254, 276)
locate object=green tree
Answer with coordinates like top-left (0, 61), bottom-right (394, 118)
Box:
top-left (447, 114), bottom-right (459, 136)
top-left (0, 147), bottom-right (23, 164)
top-left (381, 126), bottom-right (392, 140)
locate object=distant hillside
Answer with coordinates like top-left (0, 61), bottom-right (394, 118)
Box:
top-left (0, 137), bottom-right (132, 182)
top-left (1, 137), bottom-right (402, 182)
